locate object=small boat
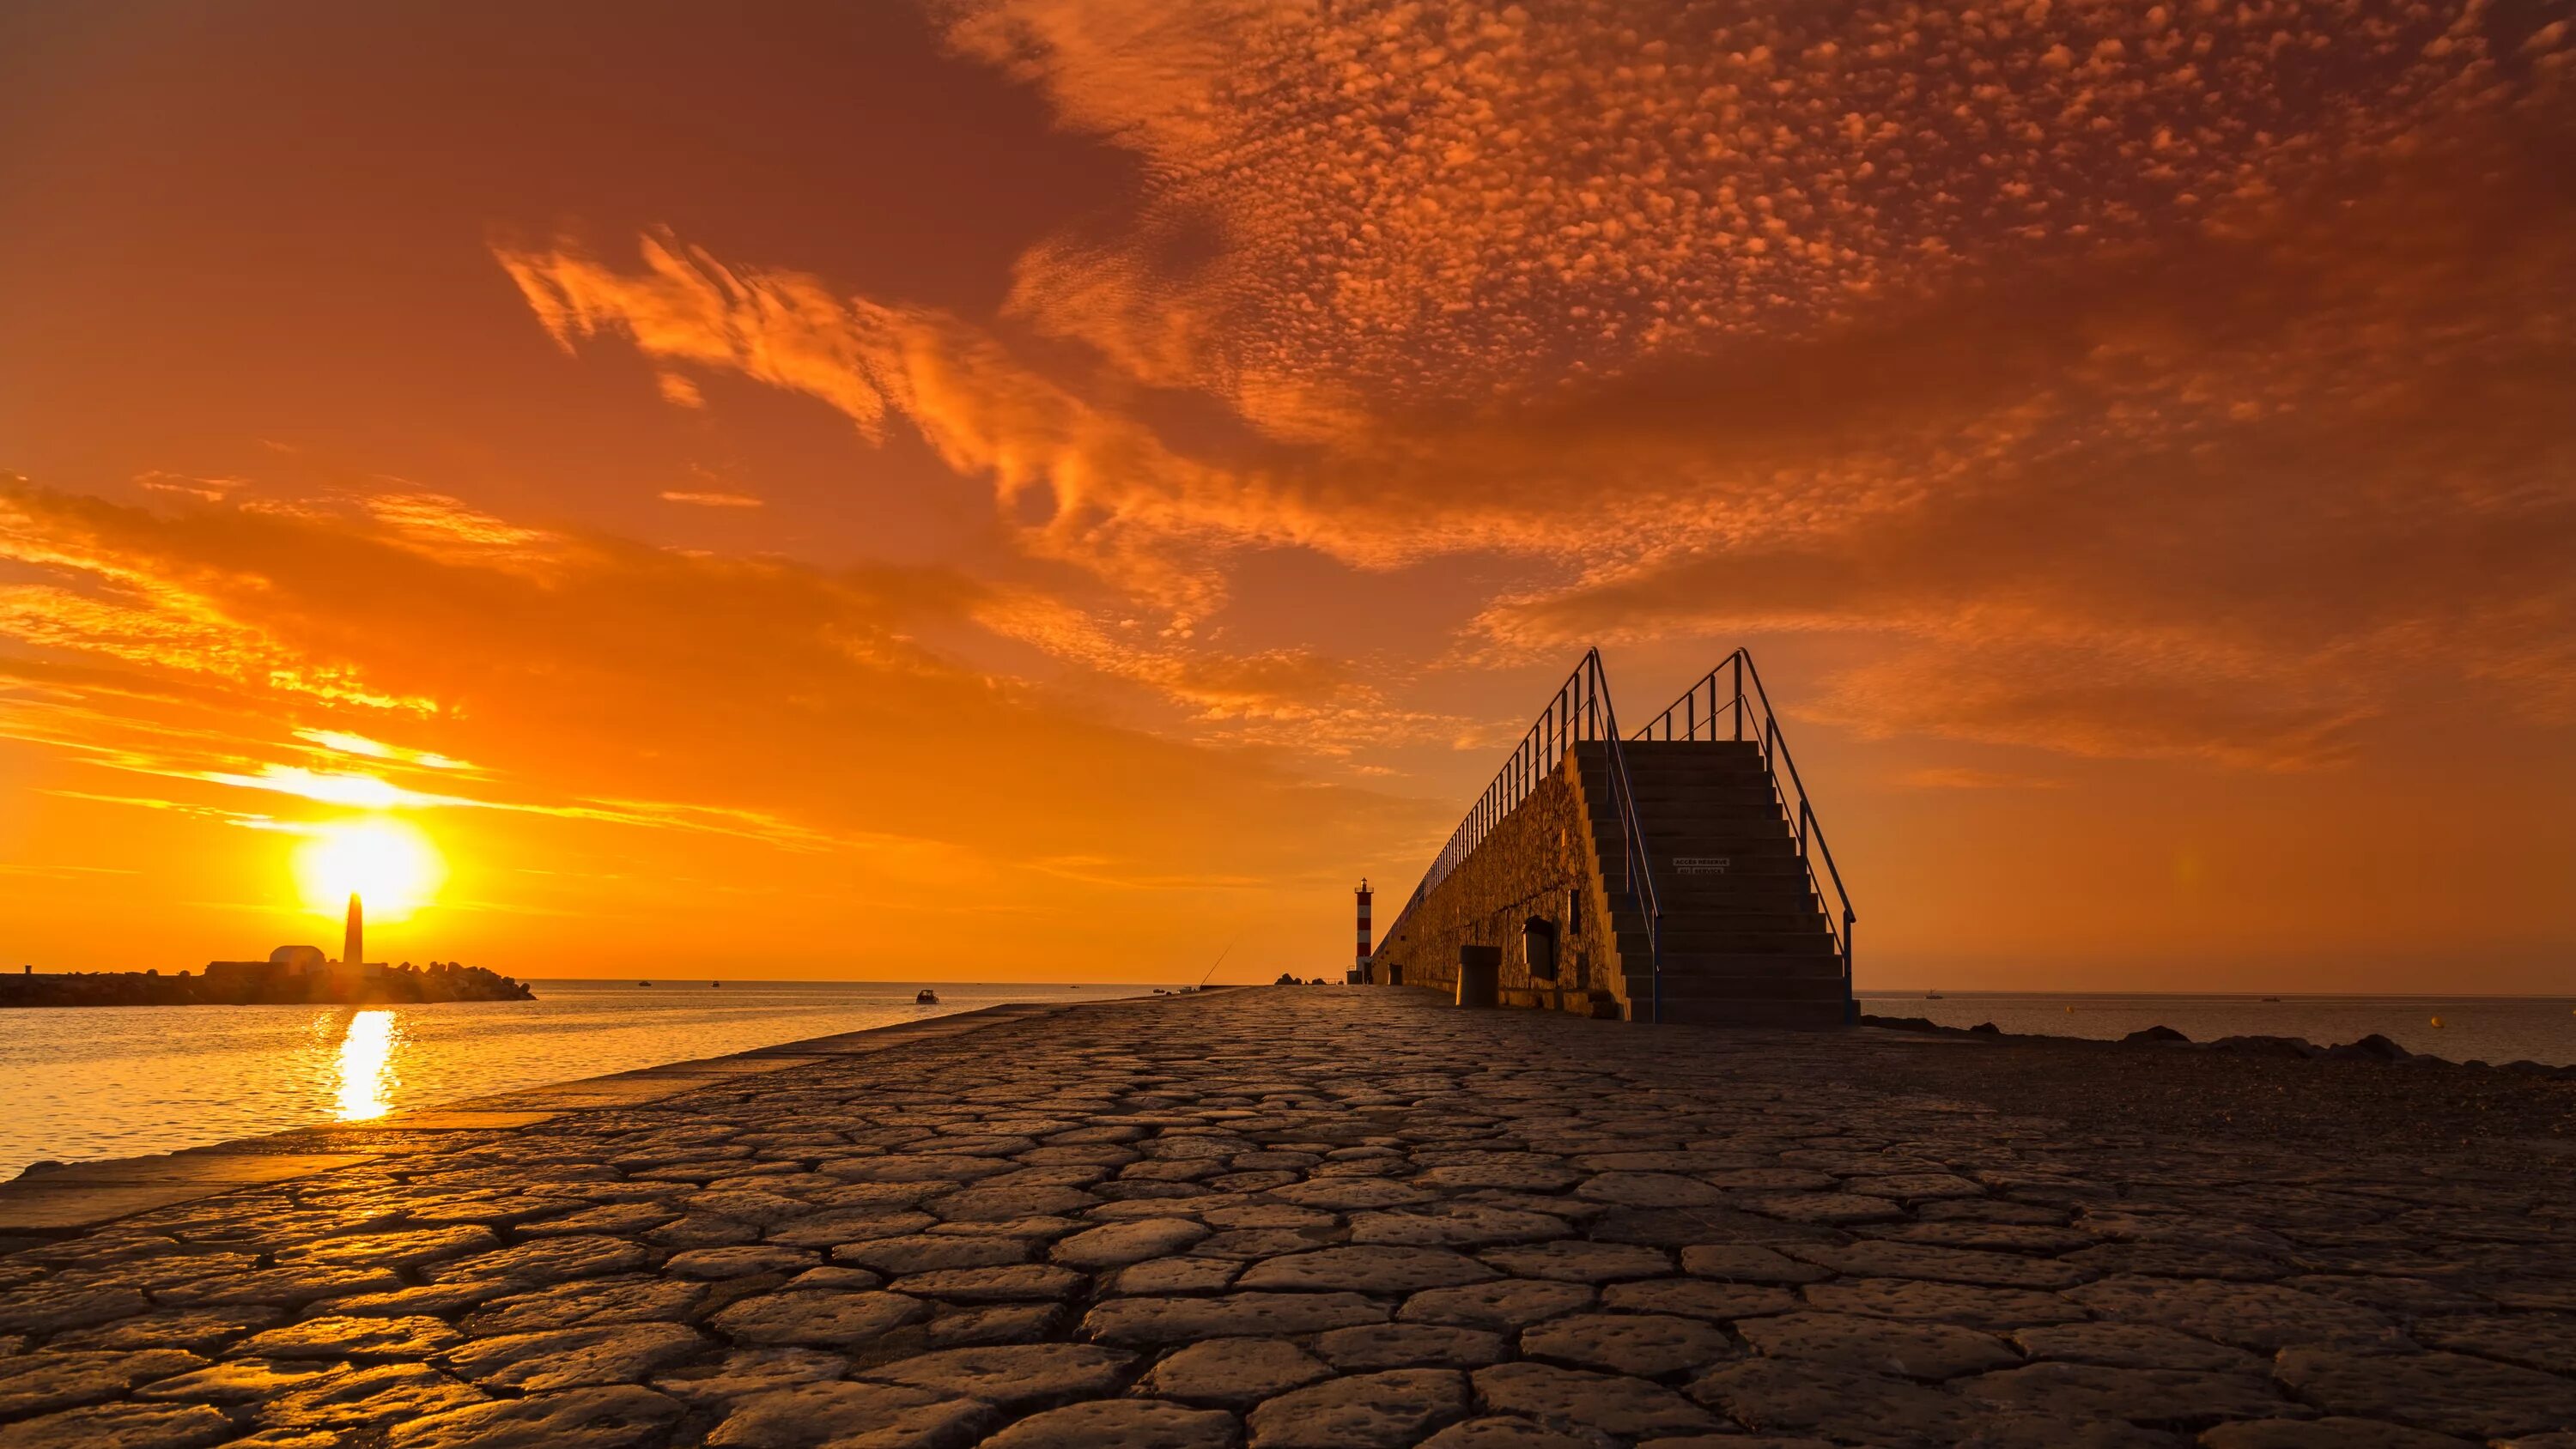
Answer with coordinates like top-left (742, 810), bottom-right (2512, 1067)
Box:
top-left (915, 988), bottom-right (939, 1004)
top-left (2262, 996), bottom-right (2281, 1003)
top-left (710, 981), bottom-right (720, 989)
top-left (1925, 990), bottom-right (1944, 1000)
top-left (638, 980), bottom-right (652, 987)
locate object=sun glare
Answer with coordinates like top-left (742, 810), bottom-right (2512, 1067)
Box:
top-left (333, 1009), bottom-right (401, 1120)
top-left (293, 817), bottom-right (445, 921)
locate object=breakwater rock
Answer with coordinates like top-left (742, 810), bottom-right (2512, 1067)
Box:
top-left (1861, 1013), bottom-right (2576, 1078)
top-left (0, 961), bottom-right (534, 1008)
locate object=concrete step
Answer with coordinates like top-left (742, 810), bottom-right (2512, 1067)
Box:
top-left (1628, 756), bottom-right (1772, 777)
top-left (1626, 972), bottom-right (1848, 1001)
top-left (1656, 901), bottom-right (1827, 929)
top-left (1649, 893), bottom-right (1827, 921)
top-left (1628, 885), bottom-right (1834, 916)
top-left (1607, 821), bottom-right (1795, 846)
top-left (1638, 812), bottom-right (1792, 828)
top-left (1634, 802), bottom-right (1789, 823)
top-left (1628, 741), bottom-right (1772, 767)
top-left (1643, 856), bottom-right (1812, 880)
top-left (1643, 855), bottom-right (1810, 878)
top-left (1620, 891), bottom-right (1825, 926)
top-left (1656, 928), bottom-right (1841, 955)
top-left (1645, 997), bottom-right (1851, 1029)
top-left (1566, 761), bottom-right (1772, 782)
top-left (1633, 812), bottom-right (1784, 833)
top-left (1621, 763), bottom-right (1775, 780)
top-left (1622, 772), bottom-right (1772, 792)
top-left (1655, 952), bottom-right (1848, 978)
top-left (1637, 834), bottom-right (1800, 855)
top-left (1656, 907), bottom-right (1831, 932)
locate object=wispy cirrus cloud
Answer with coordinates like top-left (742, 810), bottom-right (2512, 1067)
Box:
top-left (471, 0), bottom-right (2572, 776)
top-left (942, 0), bottom-right (2571, 421)
top-left (499, 233), bottom-right (1321, 621)
top-left (0, 478), bottom-right (1431, 883)
top-left (293, 729), bottom-right (473, 772)
top-left (489, 98), bottom-right (2575, 769)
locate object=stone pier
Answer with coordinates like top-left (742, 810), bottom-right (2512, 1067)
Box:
top-left (2, 988), bottom-right (2573, 1447)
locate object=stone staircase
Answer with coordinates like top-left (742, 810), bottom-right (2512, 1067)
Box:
top-left (1577, 739), bottom-right (1851, 1028)
top-left (1364, 648), bottom-right (1854, 1028)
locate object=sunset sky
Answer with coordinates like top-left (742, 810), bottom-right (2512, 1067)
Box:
top-left (3, 1), bottom-right (2569, 990)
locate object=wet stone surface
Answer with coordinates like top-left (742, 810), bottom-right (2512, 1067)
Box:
top-left (2, 987), bottom-right (2573, 1446)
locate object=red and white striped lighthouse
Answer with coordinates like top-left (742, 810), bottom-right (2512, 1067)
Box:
top-left (1354, 878), bottom-right (1373, 976)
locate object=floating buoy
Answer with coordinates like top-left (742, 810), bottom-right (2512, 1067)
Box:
top-left (2429, 1016), bottom-right (2444, 1028)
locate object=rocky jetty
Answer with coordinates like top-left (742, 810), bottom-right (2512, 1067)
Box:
top-left (0, 988), bottom-right (2571, 1444)
top-left (1860, 1013), bottom-right (2576, 1078)
top-left (0, 961), bottom-right (534, 1008)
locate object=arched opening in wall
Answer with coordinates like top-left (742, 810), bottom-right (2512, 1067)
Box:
top-left (1523, 916), bottom-right (1560, 991)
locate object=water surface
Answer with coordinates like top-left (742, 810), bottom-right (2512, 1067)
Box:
top-left (0, 979), bottom-right (1150, 1178)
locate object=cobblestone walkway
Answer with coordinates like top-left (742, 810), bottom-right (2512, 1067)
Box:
top-left (4, 988), bottom-right (2574, 1448)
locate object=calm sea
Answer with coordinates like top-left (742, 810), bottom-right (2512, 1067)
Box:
top-left (0, 979), bottom-right (1151, 1179)
top-left (1861, 991), bottom-right (2576, 1068)
top-left (12, 985), bottom-right (2570, 1180)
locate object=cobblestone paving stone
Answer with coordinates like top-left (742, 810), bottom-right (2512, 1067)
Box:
top-left (3, 987), bottom-right (2575, 1446)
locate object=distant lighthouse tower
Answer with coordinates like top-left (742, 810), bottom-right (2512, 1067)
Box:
top-left (1353, 878), bottom-right (1373, 982)
top-left (343, 892), bottom-right (364, 972)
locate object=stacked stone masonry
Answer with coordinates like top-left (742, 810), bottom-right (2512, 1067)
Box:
top-left (1368, 740), bottom-right (1851, 1027)
top-left (1367, 744), bottom-right (1642, 1017)
top-left (2, 988), bottom-right (2573, 1448)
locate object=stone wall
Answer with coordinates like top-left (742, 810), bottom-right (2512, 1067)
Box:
top-left (1366, 745), bottom-right (1642, 1018)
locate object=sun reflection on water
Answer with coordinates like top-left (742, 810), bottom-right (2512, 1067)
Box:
top-left (333, 1009), bottom-right (401, 1120)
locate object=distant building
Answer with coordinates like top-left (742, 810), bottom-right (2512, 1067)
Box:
top-left (204, 943), bottom-right (323, 986)
top-left (199, 893), bottom-right (387, 989)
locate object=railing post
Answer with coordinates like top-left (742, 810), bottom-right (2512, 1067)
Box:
top-left (1732, 653), bottom-right (1744, 740)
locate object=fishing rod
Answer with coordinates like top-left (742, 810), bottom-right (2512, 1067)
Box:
top-left (1196, 934), bottom-right (1240, 990)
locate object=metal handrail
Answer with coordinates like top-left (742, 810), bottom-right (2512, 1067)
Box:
top-left (1374, 649), bottom-right (1666, 1014)
top-left (1633, 649), bottom-right (1856, 982)
top-left (1593, 662), bottom-right (1667, 1023)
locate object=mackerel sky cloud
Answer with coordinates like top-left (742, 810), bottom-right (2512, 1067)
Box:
top-left (0, 0), bottom-right (2567, 986)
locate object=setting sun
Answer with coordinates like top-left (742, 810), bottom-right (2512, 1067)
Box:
top-left (292, 817), bottom-right (445, 922)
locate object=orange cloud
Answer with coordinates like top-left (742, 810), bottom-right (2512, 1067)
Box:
top-left (490, 95), bottom-right (2574, 772)
top-left (15, 0), bottom-right (2567, 988)
top-left (942, 0), bottom-right (2571, 421)
top-left (499, 233), bottom-right (1327, 620)
top-left (293, 730), bottom-right (473, 771)
top-left (0, 480), bottom-right (1434, 895)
